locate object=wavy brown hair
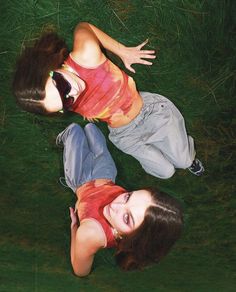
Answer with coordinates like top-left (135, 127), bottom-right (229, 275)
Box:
top-left (115, 188), bottom-right (183, 270)
top-left (12, 32), bottom-right (69, 114)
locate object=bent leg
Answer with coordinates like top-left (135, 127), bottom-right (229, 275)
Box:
top-left (125, 143), bottom-right (175, 179)
top-left (56, 123), bottom-right (92, 193)
top-left (56, 123), bottom-right (117, 193)
top-left (84, 123), bottom-right (117, 182)
top-left (153, 99), bottom-right (195, 169)
top-left (108, 91), bottom-right (195, 178)
top-left (137, 92), bottom-right (195, 169)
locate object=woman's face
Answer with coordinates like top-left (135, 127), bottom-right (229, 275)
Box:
top-left (103, 190), bottom-right (153, 235)
top-left (44, 69), bottom-right (85, 112)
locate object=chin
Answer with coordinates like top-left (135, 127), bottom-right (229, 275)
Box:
top-left (103, 204), bottom-right (110, 221)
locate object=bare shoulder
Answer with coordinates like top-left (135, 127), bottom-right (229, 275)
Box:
top-left (76, 219), bottom-right (106, 252)
top-left (72, 22), bottom-right (105, 67)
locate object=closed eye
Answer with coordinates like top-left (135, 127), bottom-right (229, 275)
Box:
top-left (123, 213), bottom-right (130, 225)
top-left (124, 192), bottom-right (132, 203)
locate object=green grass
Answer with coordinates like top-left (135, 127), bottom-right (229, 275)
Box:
top-left (0, 0), bottom-right (235, 291)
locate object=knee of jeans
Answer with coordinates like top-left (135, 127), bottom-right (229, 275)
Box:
top-left (143, 163), bottom-right (175, 179)
top-left (160, 164), bottom-right (175, 179)
top-left (69, 123), bottom-right (82, 135)
top-left (175, 157), bottom-right (192, 169)
top-left (84, 123), bottom-right (95, 131)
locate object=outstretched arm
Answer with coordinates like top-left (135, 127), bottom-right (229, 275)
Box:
top-left (73, 22), bottom-right (156, 73)
top-left (69, 207), bottom-right (105, 277)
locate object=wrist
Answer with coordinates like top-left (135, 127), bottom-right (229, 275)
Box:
top-left (71, 223), bottom-right (78, 230)
top-left (117, 43), bottom-right (127, 57)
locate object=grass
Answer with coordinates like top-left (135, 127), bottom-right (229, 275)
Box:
top-left (0, 0), bottom-right (235, 291)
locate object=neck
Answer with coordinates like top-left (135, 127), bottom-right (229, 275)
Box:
top-left (62, 64), bottom-right (79, 76)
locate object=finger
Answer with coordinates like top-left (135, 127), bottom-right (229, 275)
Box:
top-left (69, 207), bottom-right (74, 216)
top-left (137, 39), bottom-right (149, 49)
top-left (69, 207), bottom-right (74, 212)
top-left (139, 60), bottom-right (153, 65)
top-left (140, 50), bottom-right (156, 55)
top-left (140, 54), bottom-right (156, 59)
top-left (126, 65), bottom-right (136, 73)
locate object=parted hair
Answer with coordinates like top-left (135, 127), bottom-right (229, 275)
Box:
top-left (115, 188), bottom-right (183, 270)
top-left (12, 32), bottom-right (69, 114)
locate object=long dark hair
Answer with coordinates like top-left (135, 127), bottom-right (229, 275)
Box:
top-left (12, 32), bottom-right (69, 114)
top-left (115, 188), bottom-right (184, 270)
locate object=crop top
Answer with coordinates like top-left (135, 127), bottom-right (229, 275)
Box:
top-left (76, 180), bottom-right (126, 248)
top-left (64, 55), bottom-right (140, 125)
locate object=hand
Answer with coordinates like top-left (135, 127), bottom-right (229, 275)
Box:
top-left (120, 39), bottom-right (156, 73)
top-left (69, 207), bottom-right (78, 228)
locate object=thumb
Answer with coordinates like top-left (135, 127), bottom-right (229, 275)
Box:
top-left (126, 64), bottom-right (136, 73)
top-left (137, 38), bottom-right (149, 49)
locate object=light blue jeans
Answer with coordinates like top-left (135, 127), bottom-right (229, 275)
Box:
top-left (57, 123), bottom-right (117, 193)
top-left (109, 92), bottom-right (195, 179)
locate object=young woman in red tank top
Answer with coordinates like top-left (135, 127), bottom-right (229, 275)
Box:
top-left (56, 122), bottom-right (183, 277)
top-left (13, 22), bottom-right (204, 179)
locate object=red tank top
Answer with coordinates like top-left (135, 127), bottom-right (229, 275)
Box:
top-left (65, 55), bottom-right (139, 125)
top-left (76, 180), bottom-right (126, 248)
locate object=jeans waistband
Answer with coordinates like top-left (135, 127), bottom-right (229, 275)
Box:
top-left (108, 92), bottom-right (155, 134)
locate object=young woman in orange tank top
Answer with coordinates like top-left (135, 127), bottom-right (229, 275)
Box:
top-left (13, 22), bottom-right (204, 178)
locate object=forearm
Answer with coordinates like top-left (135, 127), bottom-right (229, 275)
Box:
top-left (70, 224), bottom-right (78, 270)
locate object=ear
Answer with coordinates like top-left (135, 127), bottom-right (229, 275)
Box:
top-left (113, 228), bottom-right (122, 240)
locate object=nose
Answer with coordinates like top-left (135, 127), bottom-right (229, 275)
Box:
top-left (110, 201), bottom-right (124, 214)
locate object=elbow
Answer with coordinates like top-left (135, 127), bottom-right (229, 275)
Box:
top-left (71, 262), bottom-right (91, 277)
top-left (79, 21), bottom-right (89, 26)
top-left (73, 269), bottom-right (91, 278)
top-left (74, 22), bottom-right (92, 35)
top-left (77, 22), bottom-right (91, 29)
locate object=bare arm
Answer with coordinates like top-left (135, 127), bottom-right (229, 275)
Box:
top-left (69, 207), bottom-right (105, 277)
top-left (73, 22), bottom-right (156, 73)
